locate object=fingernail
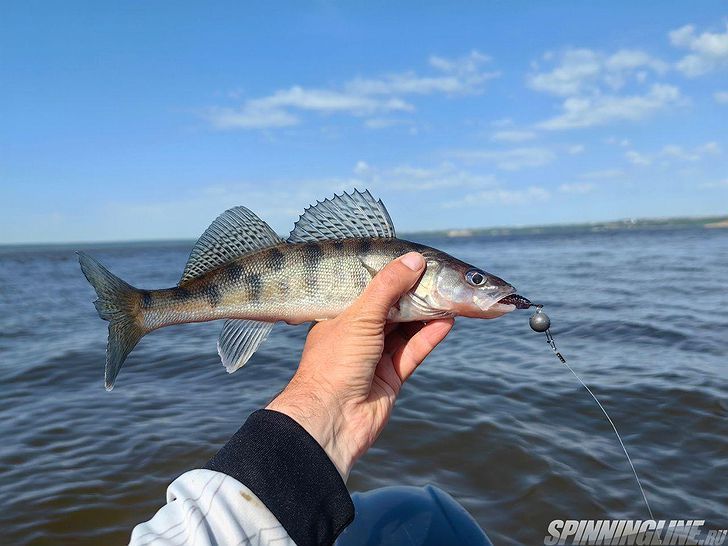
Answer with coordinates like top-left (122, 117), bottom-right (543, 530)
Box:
top-left (400, 252), bottom-right (424, 271)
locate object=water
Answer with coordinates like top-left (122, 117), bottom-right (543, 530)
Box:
top-left (1, 229), bottom-right (727, 545)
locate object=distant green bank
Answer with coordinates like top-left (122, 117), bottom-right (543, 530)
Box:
top-left (403, 215), bottom-right (728, 238)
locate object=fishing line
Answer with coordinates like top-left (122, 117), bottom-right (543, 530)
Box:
top-left (529, 307), bottom-right (655, 520)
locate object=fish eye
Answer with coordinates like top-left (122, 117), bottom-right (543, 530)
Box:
top-left (465, 269), bottom-right (487, 286)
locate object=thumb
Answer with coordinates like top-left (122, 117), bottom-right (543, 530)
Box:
top-left (349, 252), bottom-right (426, 323)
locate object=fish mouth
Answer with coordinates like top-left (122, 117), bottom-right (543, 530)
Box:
top-left (471, 285), bottom-right (520, 317)
top-left (497, 293), bottom-right (538, 310)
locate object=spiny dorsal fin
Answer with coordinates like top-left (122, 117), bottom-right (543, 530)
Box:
top-left (287, 189), bottom-right (396, 243)
top-left (217, 319), bottom-right (274, 373)
top-left (181, 207), bottom-right (282, 283)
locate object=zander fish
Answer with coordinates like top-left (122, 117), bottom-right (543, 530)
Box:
top-left (79, 190), bottom-right (533, 390)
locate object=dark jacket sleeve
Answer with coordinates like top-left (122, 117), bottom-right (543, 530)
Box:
top-left (204, 409), bottom-right (355, 546)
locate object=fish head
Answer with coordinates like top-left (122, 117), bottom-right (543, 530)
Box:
top-left (414, 253), bottom-right (519, 319)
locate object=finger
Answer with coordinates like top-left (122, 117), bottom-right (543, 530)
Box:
top-left (383, 322), bottom-right (425, 355)
top-left (392, 318), bottom-right (454, 383)
top-left (399, 321), bottom-right (428, 340)
top-left (347, 252), bottom-right (425, 324)
top-left (383, 320), bottom-right (429, 355)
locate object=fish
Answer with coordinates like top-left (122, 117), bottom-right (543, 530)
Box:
top-left (79, 190), bottom-right (534, 390)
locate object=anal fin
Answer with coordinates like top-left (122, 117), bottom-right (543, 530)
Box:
top-left (217, 319), bottom-right (274, 373)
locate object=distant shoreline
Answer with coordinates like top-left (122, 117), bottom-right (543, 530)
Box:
top-left (417, 214), bottom-right (728, 238)
top-left (1, 214), bottom-right (727, 248)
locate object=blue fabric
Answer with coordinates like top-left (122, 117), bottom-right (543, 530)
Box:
top-left (337, 485), bottom-right (493, 546)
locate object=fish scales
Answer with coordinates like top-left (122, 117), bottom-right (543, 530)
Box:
top-left (140, 238), bottom-right (425, 330)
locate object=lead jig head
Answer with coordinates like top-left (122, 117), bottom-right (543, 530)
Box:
top-left (529, 307), bottom-right (551, 332)
top-left (530, 307), bottom-right (565, 363)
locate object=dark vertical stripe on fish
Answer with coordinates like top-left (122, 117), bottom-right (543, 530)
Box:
top-left (172, 287), bottom-right (190, 300)
top-left (303, 243), bottom-right (324, 268)
top-left (246, 273), bottom-right (263, 302)
top-left (358, 239), bottom-right (372, 253)
top-left (206, 285), bottom-right (221, 307)
top-left (267, 247), bottom-right (285, 271)
top-left (226, 262), bottom-right (245, 283)
top-left (141, 291), bottom-right (153, 308)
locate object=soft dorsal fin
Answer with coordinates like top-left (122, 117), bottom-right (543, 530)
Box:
top-left (180, 206), bottom-right (282, 283)
top-left (287, 189), bottom-right (396, 243)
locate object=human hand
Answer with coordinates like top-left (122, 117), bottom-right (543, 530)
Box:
top-left (266, 252), bottom-right (454, 479)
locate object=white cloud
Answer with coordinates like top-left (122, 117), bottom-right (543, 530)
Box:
top-left (537, 84), bottom-right (682, 130)
top-left (348, 50), bottom-right (497, 96)
top-left (670, 23), bottom-right (728, 77)
top-left (581, 169), bottom-right (624, 179)
top-left (626, 150), bottom-right (651, 166)
top-left (528, 48), bottom-right (668, 97)
top-left (444, 186), bottom-right (550, 208)
top-left (206, 87), bottom-right (413, 129)
top-left (626, 141), bottom-right (720, 165)
top-left (606, 50), bottom-right (669, 73)
top-left (663, 142), bottom-right (719, 161)
top-left (428, 50), bottom-right (492, 74)
top-left (699, 178), bottom-right (728, 189)
top-left (353, 160), bottom-right (371, 175)
top-left (490, 117), bottom-right (514, 128)
top-left (567, 144), bottom-right (585, 155)
top-left (559, 182), bottom-right (595, 194)
top-left (699, 141), bottom-right (721, 154)
top-left (354, 161), bottom-right (498, 191)
top-left (529, 46), bottom-right (679, 131)
top-left (714, 91), bottom-right (728, 103)
top-left (206, 51), bottom-right (497, 130)
top-left (491, 129), bottom-right (537, 142)
top-left (605, 137), bottom-right (632, 147)
top-left (205, 105), bottom-right (299, 129)
top-left (528, 49), bottom-right (600, 96)
top-left (255, 87), bottom-right (413, 113)
top-left (450, 147), bottom-right (556, 171)
top-left (363, 118), bottom-right (411, 129)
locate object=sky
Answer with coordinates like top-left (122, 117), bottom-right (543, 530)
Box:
top-left (1, 1), bottom-right (727, 244)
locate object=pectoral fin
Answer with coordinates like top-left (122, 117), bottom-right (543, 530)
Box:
top-left (357, 255), bottom-right (380, 278)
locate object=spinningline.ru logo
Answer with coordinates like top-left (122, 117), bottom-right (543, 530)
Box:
top-left (544, 520), bottom-right (727, 545)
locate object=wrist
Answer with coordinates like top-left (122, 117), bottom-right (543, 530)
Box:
top-left (266, 387), bottom-right (354, 479)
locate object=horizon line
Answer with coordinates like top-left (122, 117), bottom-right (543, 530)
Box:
top-left (2, 212), bottom-right (726, 248)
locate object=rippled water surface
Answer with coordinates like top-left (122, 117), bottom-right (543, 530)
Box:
top-left (1, 229), bottom-right (727, 545)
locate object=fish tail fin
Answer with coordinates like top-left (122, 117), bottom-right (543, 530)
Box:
top-left (77, 252), bottom-right (146, 391)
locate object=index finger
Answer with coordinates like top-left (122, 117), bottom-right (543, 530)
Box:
top-left (391, 318), bottom-right (454, 383)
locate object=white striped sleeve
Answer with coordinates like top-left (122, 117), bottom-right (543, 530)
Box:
top-left (129, 469), bottom-right (295, 546)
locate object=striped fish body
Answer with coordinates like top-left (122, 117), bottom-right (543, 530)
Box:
top-left (140, 238), bottom-right (448, 330)
top-left (79, 190), bottom-right (521, 390)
